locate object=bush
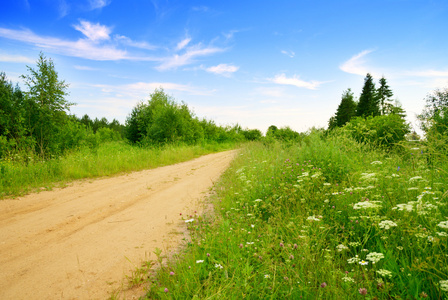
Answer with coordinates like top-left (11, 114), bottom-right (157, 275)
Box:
top-left (344, 114), bottom-right (410, 149)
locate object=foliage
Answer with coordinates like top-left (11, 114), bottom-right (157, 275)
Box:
top-left (144, 133), bottom-right (448, 299)
top-left (377, 76), bottom-right (394, 115)
top-left (344, 114), bottom-right (410, 149)
top-left (335, 88), bottom-right (357, 127)
top-left (266, 125), bottom-right (301, 143)
top-left (418, 87), bottom-right (448, 134)
top-left (356, 73), bottom-right (379, 117)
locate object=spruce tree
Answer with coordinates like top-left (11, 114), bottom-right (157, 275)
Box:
top-left (335, 88), bottom-right (357, 127)
top-left (356, 73), bottom-right (379, 117)
top-left (377, 76), bottom-right (394, 115)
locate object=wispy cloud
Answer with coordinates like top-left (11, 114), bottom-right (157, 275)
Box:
top-left (156, 45), bottom-right (225, 71)
top-left (74, 65), bottom-right (98, 71)
top-left (270, 74), bottom-right (324, 90)
top-left (114, 35), bottom-right (157, 50)
top-left (88, 0), bottom-right (111, 10)
top-left (93, 81), bottom-right (215, 96)
top-left (176, 37), bottom-right (191, 50)
top-left (58, 0), bottom-right (69, 18)
top-left (205, 64), bottom-right (239, 76)
top-left (339, 49), bottom-right (374, 76)
top-left (0, 53), bottom-right (34, 63)
top-left (73, 20), bottom-right (111, 42)
top-left (403, 69), bottom-right (448, 77)
top-left (281, 50), bottom-right (295, 58)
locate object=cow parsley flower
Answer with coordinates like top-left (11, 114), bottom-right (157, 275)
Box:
top-left (378, 220), bottom-right (398, 230)
top-left (366, 252), bottom-right (384, 264)
top-left (376, 269), bottom-right (393, 278)
top-left (437, 221), bottom-right (448, 229)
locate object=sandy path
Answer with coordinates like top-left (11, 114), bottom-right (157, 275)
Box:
top-left (0, 150), bottom-right (237, 300)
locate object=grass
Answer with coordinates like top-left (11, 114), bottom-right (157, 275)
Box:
top-left (0, 141), bottom-right (237, 199)
top-left (142, 130), bottom-right (448, 299)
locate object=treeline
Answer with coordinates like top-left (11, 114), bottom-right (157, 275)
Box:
top-left (0, 53), bottom-right (276, 162)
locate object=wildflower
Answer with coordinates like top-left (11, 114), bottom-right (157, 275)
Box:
top-left (409, 176), bottom-right (423, 182)
top-left (294, 243), bottom-right (298, 249)
top-left (164, 288), bottom-right (169, 293)
top-left (320, 282), bottom-right (327, 288)
top-left (353, 201), bottom-right (382, 210)
top-left (323, 182), bottom-right (331, 186)
top-left (196, 260), bottom-right (204, 263)
top-left (307, 215), bottom-right (321, 221)
top-left (207, 253), bottom-right (210, 257)
top-left (376, 269), bottom-right (393, 278)
top-left (359, 260), bottom-right (368, 266)
top-left (371, 161), bottom-right (382, 165)
top-left (440, 280), bottom-right (448, 292)
top-left (437, 232), bottom-right (448, 237)
top-left (254, 199), bottom-right (262, 202)
top-left (366, 252), bottom-right (384, 264)
top-left (185, 219), bottom-right (194, 223)
top-left (215, 263), bottom-right (223, 269)
top-left (289, 254), bottom-right (294, 260)
top-left (169, 271), bottom-right (175, 276)
top-left (358, 288), bottom-right (367, 295)
top-left (342, 276), bottom-right (355, 283)
top-left (280, 242), bottom-right (284, 247)
top-left (336, 244), bottom-right (349, 252)
top-left (347, 256), bottom-right (360, 264)
top-left (246, 242), bottom-right (254, 245)
top-left (264, 274), bottom-right (270, 279)
top-left (419, 292), bottom-right (428, 298)
top-left (348, 242), bottom-right (361, 247)
top-left (251, 224), bottom-right (255, 228)
top-left (378, 220), bottom-right (398, 230)
top-left (437, 221), bottom-right (448, 229)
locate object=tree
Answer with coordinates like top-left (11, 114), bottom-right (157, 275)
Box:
top-left (335, 88), bottom-right (357, 127)
top-left (357, 73), bottom-right (379, 117)
top-left (418, 87), bottom-right (448, 135)
top-left (377, 76), bottom-right (394, 115)
top-left (21, 52), bottom-right (72, 157)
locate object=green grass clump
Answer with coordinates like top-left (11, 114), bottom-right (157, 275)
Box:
top-left (0, 141), bottom-right (236, 199)
top-left (145, 130), bottom-right (448, 299)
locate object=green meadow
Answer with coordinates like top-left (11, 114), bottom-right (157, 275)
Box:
top-left (143, 130), bottom-right (448, 299)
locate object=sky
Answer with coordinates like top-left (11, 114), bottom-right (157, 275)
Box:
top-left (1, 0), bottom-right (448, 134)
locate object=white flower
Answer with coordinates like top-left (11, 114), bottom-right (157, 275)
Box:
top-left (376, 269), bottom-right (393, 278)
top-left (215, 263), bottom-right (223, 269)
top-left (353, 201), bottom-right (382, 210)
top-left (437, 221), bottom-right (448, 229)
top-left (246, 242), bottom-right (254, 245)
top-left (185, 219), bottom-right (195, 223)
top-left (359, 260), bottom-right (369, 266)
top-left (409, 176), bottom-right (423, 182)
top-left (437, 232), bottom-right (448, 237)
top-left (196, 260), bottom-right (204, 263)
top-left (342, 276), bottom-right (355, 283)
top-left (371, 161), bottom-right (382, 165)
top-left (440, 280), bottom-right (448, 292)
top-left (254, 199), bottom-right (262, 202)
top-left (378, 220), bottom-right (398, 230)
top-left (366, 252), bottom-right (384, 264)
top-left (336, 244), bottom-right (349, 252)
top-left (264, 274), bottom-right (270, 279)
top-left (323, 183), bottom-right (331, 186)
top-left (347, 256), bottom-right (360, 264)
top-left (307, 215), bottom-right (321, 222)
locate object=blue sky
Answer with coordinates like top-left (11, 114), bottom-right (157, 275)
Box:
top-left (1, 0), bottom-right (448, 133)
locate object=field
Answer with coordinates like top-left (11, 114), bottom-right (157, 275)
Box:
top-left (144, 130), bottom-right (448, 299)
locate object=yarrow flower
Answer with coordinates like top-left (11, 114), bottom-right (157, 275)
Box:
top-left (378, 220), bottom-right (398, 230)
top-left (366, 252), bottom-right (384, 264)
top-left (440, 280), bottom-right (448, 292)
top-left (336, 244), bottom-right (349, 252)
top-left (196, 260), bottom-right (204, 263)
top-left (347, 256), bottom-right (360, 264)
top-left (376, 269), bottom-right (393, 278)
top-left (371, 161), bottom-right (382, 165)
top-left (353, 201), bottom-right (382, 210)
top-left (437, 221), bottom-right (448, 229)
top-left (342, 276), bottom-right (355, 283)
top-left (307, 215), bottom-right (321, 222)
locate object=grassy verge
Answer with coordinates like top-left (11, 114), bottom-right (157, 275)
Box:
top-left (144, 131), bottom-right (448, 299)
top-left (0, 141), bottom-right (237, 199)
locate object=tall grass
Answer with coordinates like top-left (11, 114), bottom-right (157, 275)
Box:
top-left (144, 130), bottom-right (448, 299)
top-left (0, 141), bottom-right (236, 198)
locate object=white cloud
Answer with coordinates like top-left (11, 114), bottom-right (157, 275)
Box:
top-left (0, 53), bottom-right (34, 63)
top-left (270, 74), bottom-right (324, 90)
top-left (339, 49), bottom-right (374, 76)
top-left (74, 65), bottom-right (98, 71)
top-left (176, 37), bottom-right (191, 51)
top-left (205, 64), bottom-right (239, 76)
top-left (114, 35), bottom-right (157, 50)
top-left (156, 45), bottom-right (225, 71)
top-left (403, 69), bottom-right (448, 77)
top-left (89, 0), bottom-right (110, 10)
top-left (281, 50), bottom-right (295, 58)
top-left (73, 20), bottom-right (111, 42)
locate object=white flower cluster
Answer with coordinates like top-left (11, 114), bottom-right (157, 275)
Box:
top-left (347, 255), bottom-right (360, 264)
top-left (366, 252), bottom-right (384, 264)
top-left (437, 221), bottom-right (448, 229)
top-left (336, 244), bottom-right (349, 252)
top-left (378, 220), bottom-right (398, 230)
top-left (371, 161), bottom-right (382, 165)
top-left (342, 276), bottom-right (355, 283)
top-left (440, 280), bottom-right (448, 292)
top-left (393, 203), bottom-right (414, 212)
top-left (307, 215), bottom-right (321, 222)
top-left (409, 176), bottom-right (423, 182)
top-left (376, 269), bottom-right (393, 278)
top-left (360, 173), bottom-right (377, 181)
top-left (353, 201), bottom-right (382, 210)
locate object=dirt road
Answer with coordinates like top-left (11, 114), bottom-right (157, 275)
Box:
top-left (0, 150), bottom-right (237, 299)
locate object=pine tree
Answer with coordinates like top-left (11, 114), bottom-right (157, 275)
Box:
top-left (356, 73), bottom-right (379, 117)
top-left (335, 88), bottom-right (357, 127)
top-left (377, 76), bottom-right (394, 115)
